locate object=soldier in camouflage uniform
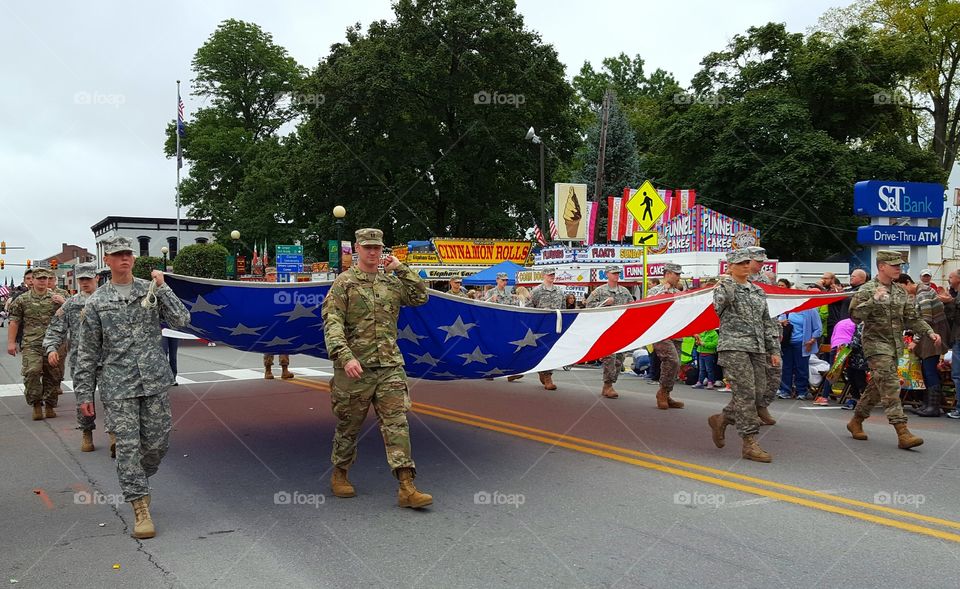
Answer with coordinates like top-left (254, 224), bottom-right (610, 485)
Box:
top-left (530, 268), bottom-right (564, 390)
top-left (263, 354), bottom-right (292, 379)
top-left (707, 249), bottom-right (781, 462)
top-left (746, 246), bottom-right (779, 426)
top-left (6, 267), bottom-right (64, 420)
top-left (42, 263), bottom-right (110, 453)
top-left (846, 250), bottom-right (936, 450)
top-left (447, 277), bottom-right (469, 297)
top-left (74, 236), bottom-right (191, 539)
top-left (586, 265), bottom-right (636, 398)
top-left (646, 263), bottom-right (685, 410)
top-left (485, 272), bottom-right (524, 381)
top-left (322, 228), bottom-right (432, 508)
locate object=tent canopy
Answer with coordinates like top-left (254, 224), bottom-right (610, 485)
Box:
top-left (461, 260), bottom-right (527, 286)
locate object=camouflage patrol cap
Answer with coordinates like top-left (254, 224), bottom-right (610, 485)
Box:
top-left (32, 267), bottom-right (53, 278)
top-left (496, 272), bottom-right (508, 279)
top-left (102, 236), bottom-right (134, 255)
top-left (449, 276), bottom-right (462, 283)
top-left (663, 263), bottom-right (682, 275)
top-left (877, 250), bottom-right (905, 266)
top-left (726, 249), bottom-right (752, 264)
top-left (746, 246), bottom-right (767, 261)
top-left (605, 264), bottom-right (621, 274)
top-left (75, 262), bottom-right (97, 279)
top-left (542, 267), bottom-right (557, 276)
top-left (355, 228), bottom-right (384, 247)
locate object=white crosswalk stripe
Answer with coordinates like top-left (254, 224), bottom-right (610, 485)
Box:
top-left (0, 366), bottom-right (333, 398)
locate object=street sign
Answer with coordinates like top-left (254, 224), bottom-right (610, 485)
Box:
top-left (276, 245), bottom-right (303, 255)
top-left (626, 180), bottom-right (666, 232)
top-left (631, 231), bottom-right (658, 246)
top-left (225, 255), bottom-right (235, 278)
top-left (275, 254), bottom-right (302, 264)
top-left (853, 181), bottom-right (944, 218)
top-left (856, 225), bottom-right (941, 246)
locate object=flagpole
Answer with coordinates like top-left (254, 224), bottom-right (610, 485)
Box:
top-left (176, 79), bottom-right (182, 251)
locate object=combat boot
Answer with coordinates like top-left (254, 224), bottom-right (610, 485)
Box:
top-left (396, 468), bottom-right (432, 508)
top-left (655, 388), bottom-right (670, 410)
top-left (757, 406), bottom-right (777, 426)
top-left (601, 383), bottom-right (618, 399)
top-left (846, 415), bottom-right (868, 440)
top-left (666, 395), bottom-right (684, 409)
top-left (130, 496), bottom-right (155, 539)
top-left (44, 405), bottom-right (56, 419)
top-left (330, 467), bottom-right (356, 498)
top-left (32, 402), bottom-right (43, 421)
top-left (109, 433), bottom-right (117, 459)
top-left (264, 368), bottom-right (274, 380)
top-left (893, 423), bottom-right (923, 449)
top-left (507, 375), bottom-right (524, 382)
top-left (741, 435), bottom-right (772, 463)
top-left (708, 414), bottom-right (731, 448)
top-left (281, 366), bottom-right (294, 379)
top-left (541, 374), bottom-right (557, 391)
top-left (81, 431), bottom-right (94, 452)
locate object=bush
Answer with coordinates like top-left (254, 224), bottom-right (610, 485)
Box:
top-left (171, 243), bottom-right (230, 279)
top-left (133, 256), bottom-right (166, 280)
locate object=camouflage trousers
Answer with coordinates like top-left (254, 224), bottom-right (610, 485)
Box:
top-left (854, 354), bottom-right (906, 425)
top-left (330, 364), bottom-right (415, 475)
top-left (759, 361), bottom-right (781, 409)
top-left (263, 354), bottom-right (289, 367)
top-left (602, 353), bottom-right (626, 384)
top-left (103, 392), bottom-right (172, 502)
top-left (653, 340), bottom-right (681, 393)
top-left (68, 366), bottom-right (106, 433)
top-left (21, 347), bottom-right (60, 407)
top-left (719, 351), bottom-right (767, 438)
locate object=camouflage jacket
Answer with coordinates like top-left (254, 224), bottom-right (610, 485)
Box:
top-left (850, 278), bottom-right (933, 358)
top-left (530, 284), bottom-right (564, 310)
top-left (448, 289), bottom-right (469, 298)
top-left (713, 277), bottom-right (779, 354)
top-left (73, 279), bottom-right (191, 404)
top-left (42, 292), bottom-right (93, 372)
top-left (749, 272), bottom-right (774, 286)
top-left (322, 264), bottom-right (428, 369)
top-left (647, 283), bottom-right (680, 297)
top-left (585, 284), bottom-right (634, 308)
top-left (8, 289), bottom-right (62, 350)
top-left (485, 287), bottom-right (518, 306)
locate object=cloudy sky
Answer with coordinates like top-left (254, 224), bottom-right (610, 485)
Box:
top-left (0, 0), bottom-right (848, 284)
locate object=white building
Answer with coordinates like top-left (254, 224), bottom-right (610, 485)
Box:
top-left (90, 216), bottom-right (215, 270)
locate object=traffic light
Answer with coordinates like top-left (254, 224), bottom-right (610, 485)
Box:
top-left (26, 259), bottom-right (31, 269)
top-left (0, 241), bottom-right (5, 255)
top-left (50, 259), bottom-right (58, 270)
top-left (0, 260), bottom-right (4, 270)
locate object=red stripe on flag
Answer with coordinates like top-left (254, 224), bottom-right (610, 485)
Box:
top-left (666, 302), bottom-right (718, 340)
top-left (578, 301), bottom-right (673, 363)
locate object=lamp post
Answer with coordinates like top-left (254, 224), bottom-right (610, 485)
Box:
top-left (525, 127), bottom-right (548, 237)
top-left (333, 205), bottom-right (346, 274)
top-left (160, 246), bottom-right (169, 272)
top-left (230, 230), bottom-right (240, 280)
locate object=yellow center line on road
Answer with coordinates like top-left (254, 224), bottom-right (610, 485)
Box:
top-left (291, 378), bottom-right (960, 543)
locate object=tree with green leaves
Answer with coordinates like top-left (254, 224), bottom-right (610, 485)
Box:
top-left (164, 19), bottom-right (307, 256)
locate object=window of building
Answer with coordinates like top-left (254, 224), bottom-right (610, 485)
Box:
top-left (195, 237), bottom-right (208, 244)
top-left (137, 236), bottom-right (150, 257)
top-left (167, 237), bottom-right (178, 260)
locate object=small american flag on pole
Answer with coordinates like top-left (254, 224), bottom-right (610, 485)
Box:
top-left (177, 90), bottom-right (185, 169)
top-left (532, 225), bottom-right (547, 246)
top-left (548, 218), bottom-right (559, 240)
top-left (0, 285), bottom-right (10, 298)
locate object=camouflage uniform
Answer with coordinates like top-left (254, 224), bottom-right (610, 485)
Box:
top-left (448, 289), bottom-right (469, 298)
top-left (485, 287), bottom-right (518, 306)
top-left (850, 277), bottom-right (933, 425)
top-left (647, 282), bottom-right (682, 393)
top-left (43, 290), bottom-right (104, 432)
top-left (714, 276), bottom-right (779, 438)
top-left (322, 258), bottom-right (428, 475)
top-left (74, 277), bottom-right (191, 502)
top-left (8, 287), bottom-right (62, 408)
top-left (751, 269), bottom-right (780, 409)
top-left (530, 281), bottom-right (565, 380)
top-left (586, 281), bottom-right (635, 383)
top-left (263, 354), bottom-right (289, 368)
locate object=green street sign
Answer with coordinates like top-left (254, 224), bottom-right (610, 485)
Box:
top-left (276, 245), bottom-right (303, 255)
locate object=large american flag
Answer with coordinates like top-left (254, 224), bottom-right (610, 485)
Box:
top-left (165, 275), bottom-right (846, 380)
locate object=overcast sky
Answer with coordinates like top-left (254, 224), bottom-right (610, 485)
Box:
top-left (0, 0), bottom-right (855, 284)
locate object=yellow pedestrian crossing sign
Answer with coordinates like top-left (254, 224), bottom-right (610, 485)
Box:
top-left (632, 231), bottom-right (658, 247)
top-left (626, 180), bottom-right (666, 232)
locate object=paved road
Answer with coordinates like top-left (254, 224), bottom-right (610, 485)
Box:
top-left (2, 343), bottom-right (960, 588)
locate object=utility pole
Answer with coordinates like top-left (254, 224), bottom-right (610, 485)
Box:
top-left (591, 90), bottom-right (612, 244)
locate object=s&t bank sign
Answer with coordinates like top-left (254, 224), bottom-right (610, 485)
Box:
top-left (853, 180), bottom-right (944, 218)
